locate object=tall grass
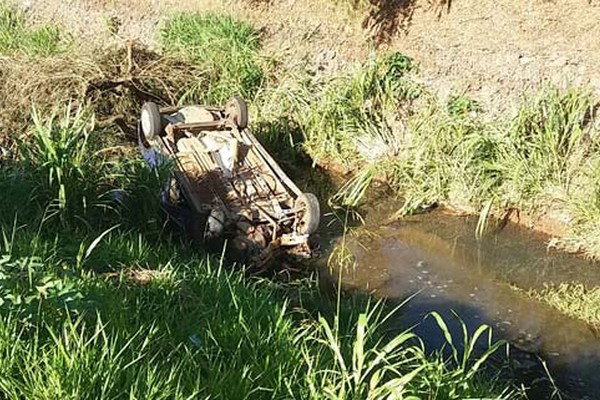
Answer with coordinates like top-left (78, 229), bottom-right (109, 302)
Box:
top-left (161, 13), bottom-right (265, 103)
top-left (561, 153), bottom-right (600, 256)
top-left (251, 46), bottom-right (600, 258)
top-left (300, 53), bottom-right (419, 166)
top-left (19, 107), bottom-right (101, 221)
top-left (253, 44), bottom-right (599, 245)
top-left (302, 306), bottom-right (519, 399)
top-left (296, 62), bottom-right (600, 256)
top-left (498, 88), bottom-right (598, 206)
top-left (0, 232), bottom-right (520, 399)
top-left (390, 100), bottom-right (501, 215)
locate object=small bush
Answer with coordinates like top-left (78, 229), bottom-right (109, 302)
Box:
top-left (447, 95), bottom-right (481, 117)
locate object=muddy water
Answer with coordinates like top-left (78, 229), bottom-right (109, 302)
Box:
top-left (322, 201), bottom-right (600, 399)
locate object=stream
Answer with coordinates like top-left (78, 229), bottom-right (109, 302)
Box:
top-left (319, 200), bottom-right (600, 399)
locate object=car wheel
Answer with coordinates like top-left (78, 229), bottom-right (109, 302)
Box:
top-left (295, 193), bottom-right (320, 235)
top-left (141, 102), bottom-right (162, 141)
top-left (226, 96), bottom-right (248, 129)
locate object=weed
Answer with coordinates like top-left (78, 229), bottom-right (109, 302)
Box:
top-left (300, 301), bottom-right (520, 399)
top-left (330, 165), bottom-right (377, 209)
top-left (301, 307), bottom-right (423, 399)
top-left (562, 156), bottom-right (600, 257)
top-left (388, 102), bottom-right (500, 215)
top-left (380, 85), bottom-right (600, 246)
top-left (17, 106), bottom-right (110, 226)
top-left (447, 95), bottom-right (481, 116)
top-left (0, 2), bottom-right (65, 58)
top-left (0, 255), bottom-right (83, 322)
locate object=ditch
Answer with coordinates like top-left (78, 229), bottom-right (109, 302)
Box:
top-left (318, 199), bottom-right (600, 399)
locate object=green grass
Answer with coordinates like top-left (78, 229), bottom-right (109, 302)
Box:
top-left (161, 13), bottom-right (265, 103)
top-left (278, 55), bottom-right (600, 256)
top-left (388, 87), bottom-right (600, 244)
top-left (0, 2), bottom-right (65, 58)
top-left (253, 51), bottom-right (420, 169)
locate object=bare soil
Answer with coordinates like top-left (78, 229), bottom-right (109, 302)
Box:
top-left (388, 0), bottom-right (600, 115)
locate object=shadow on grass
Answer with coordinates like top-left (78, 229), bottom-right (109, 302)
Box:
top-left (253, 116), bottom-right (346, 203)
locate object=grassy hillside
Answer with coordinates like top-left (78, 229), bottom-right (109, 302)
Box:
top-left (0, 4), bottom-right (523, 399)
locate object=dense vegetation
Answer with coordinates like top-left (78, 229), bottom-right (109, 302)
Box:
top-left (0, 4), bottom-right (522, 399)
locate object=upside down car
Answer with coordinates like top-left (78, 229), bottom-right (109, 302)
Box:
top-left (137, 96), bottom-right (320, 267)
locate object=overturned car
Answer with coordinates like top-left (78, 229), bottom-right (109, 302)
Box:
top-left (138, 96), bottom-right (320, 267)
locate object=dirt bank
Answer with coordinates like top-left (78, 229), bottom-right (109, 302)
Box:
top-left (18, 0), bottom-right (600, 115)
top-left (389, 0), bottom-right (600, 115)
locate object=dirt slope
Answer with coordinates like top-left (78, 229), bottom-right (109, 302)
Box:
top-left (390, 0), bottom-right (600, 114)
top-left (17, 0), bottom-right (600, 114)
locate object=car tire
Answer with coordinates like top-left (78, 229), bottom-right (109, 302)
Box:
top-left (295, 193), bottom-right (320, 235)
top-left (226, 96), bottom-right (248, 129)
top-left (141, 102), bottom-right (162, 141)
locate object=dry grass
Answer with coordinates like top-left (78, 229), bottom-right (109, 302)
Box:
top-left (85, 43), bottom-right (208, 131)
top-left (0, 42), bottom-right (207, 148)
